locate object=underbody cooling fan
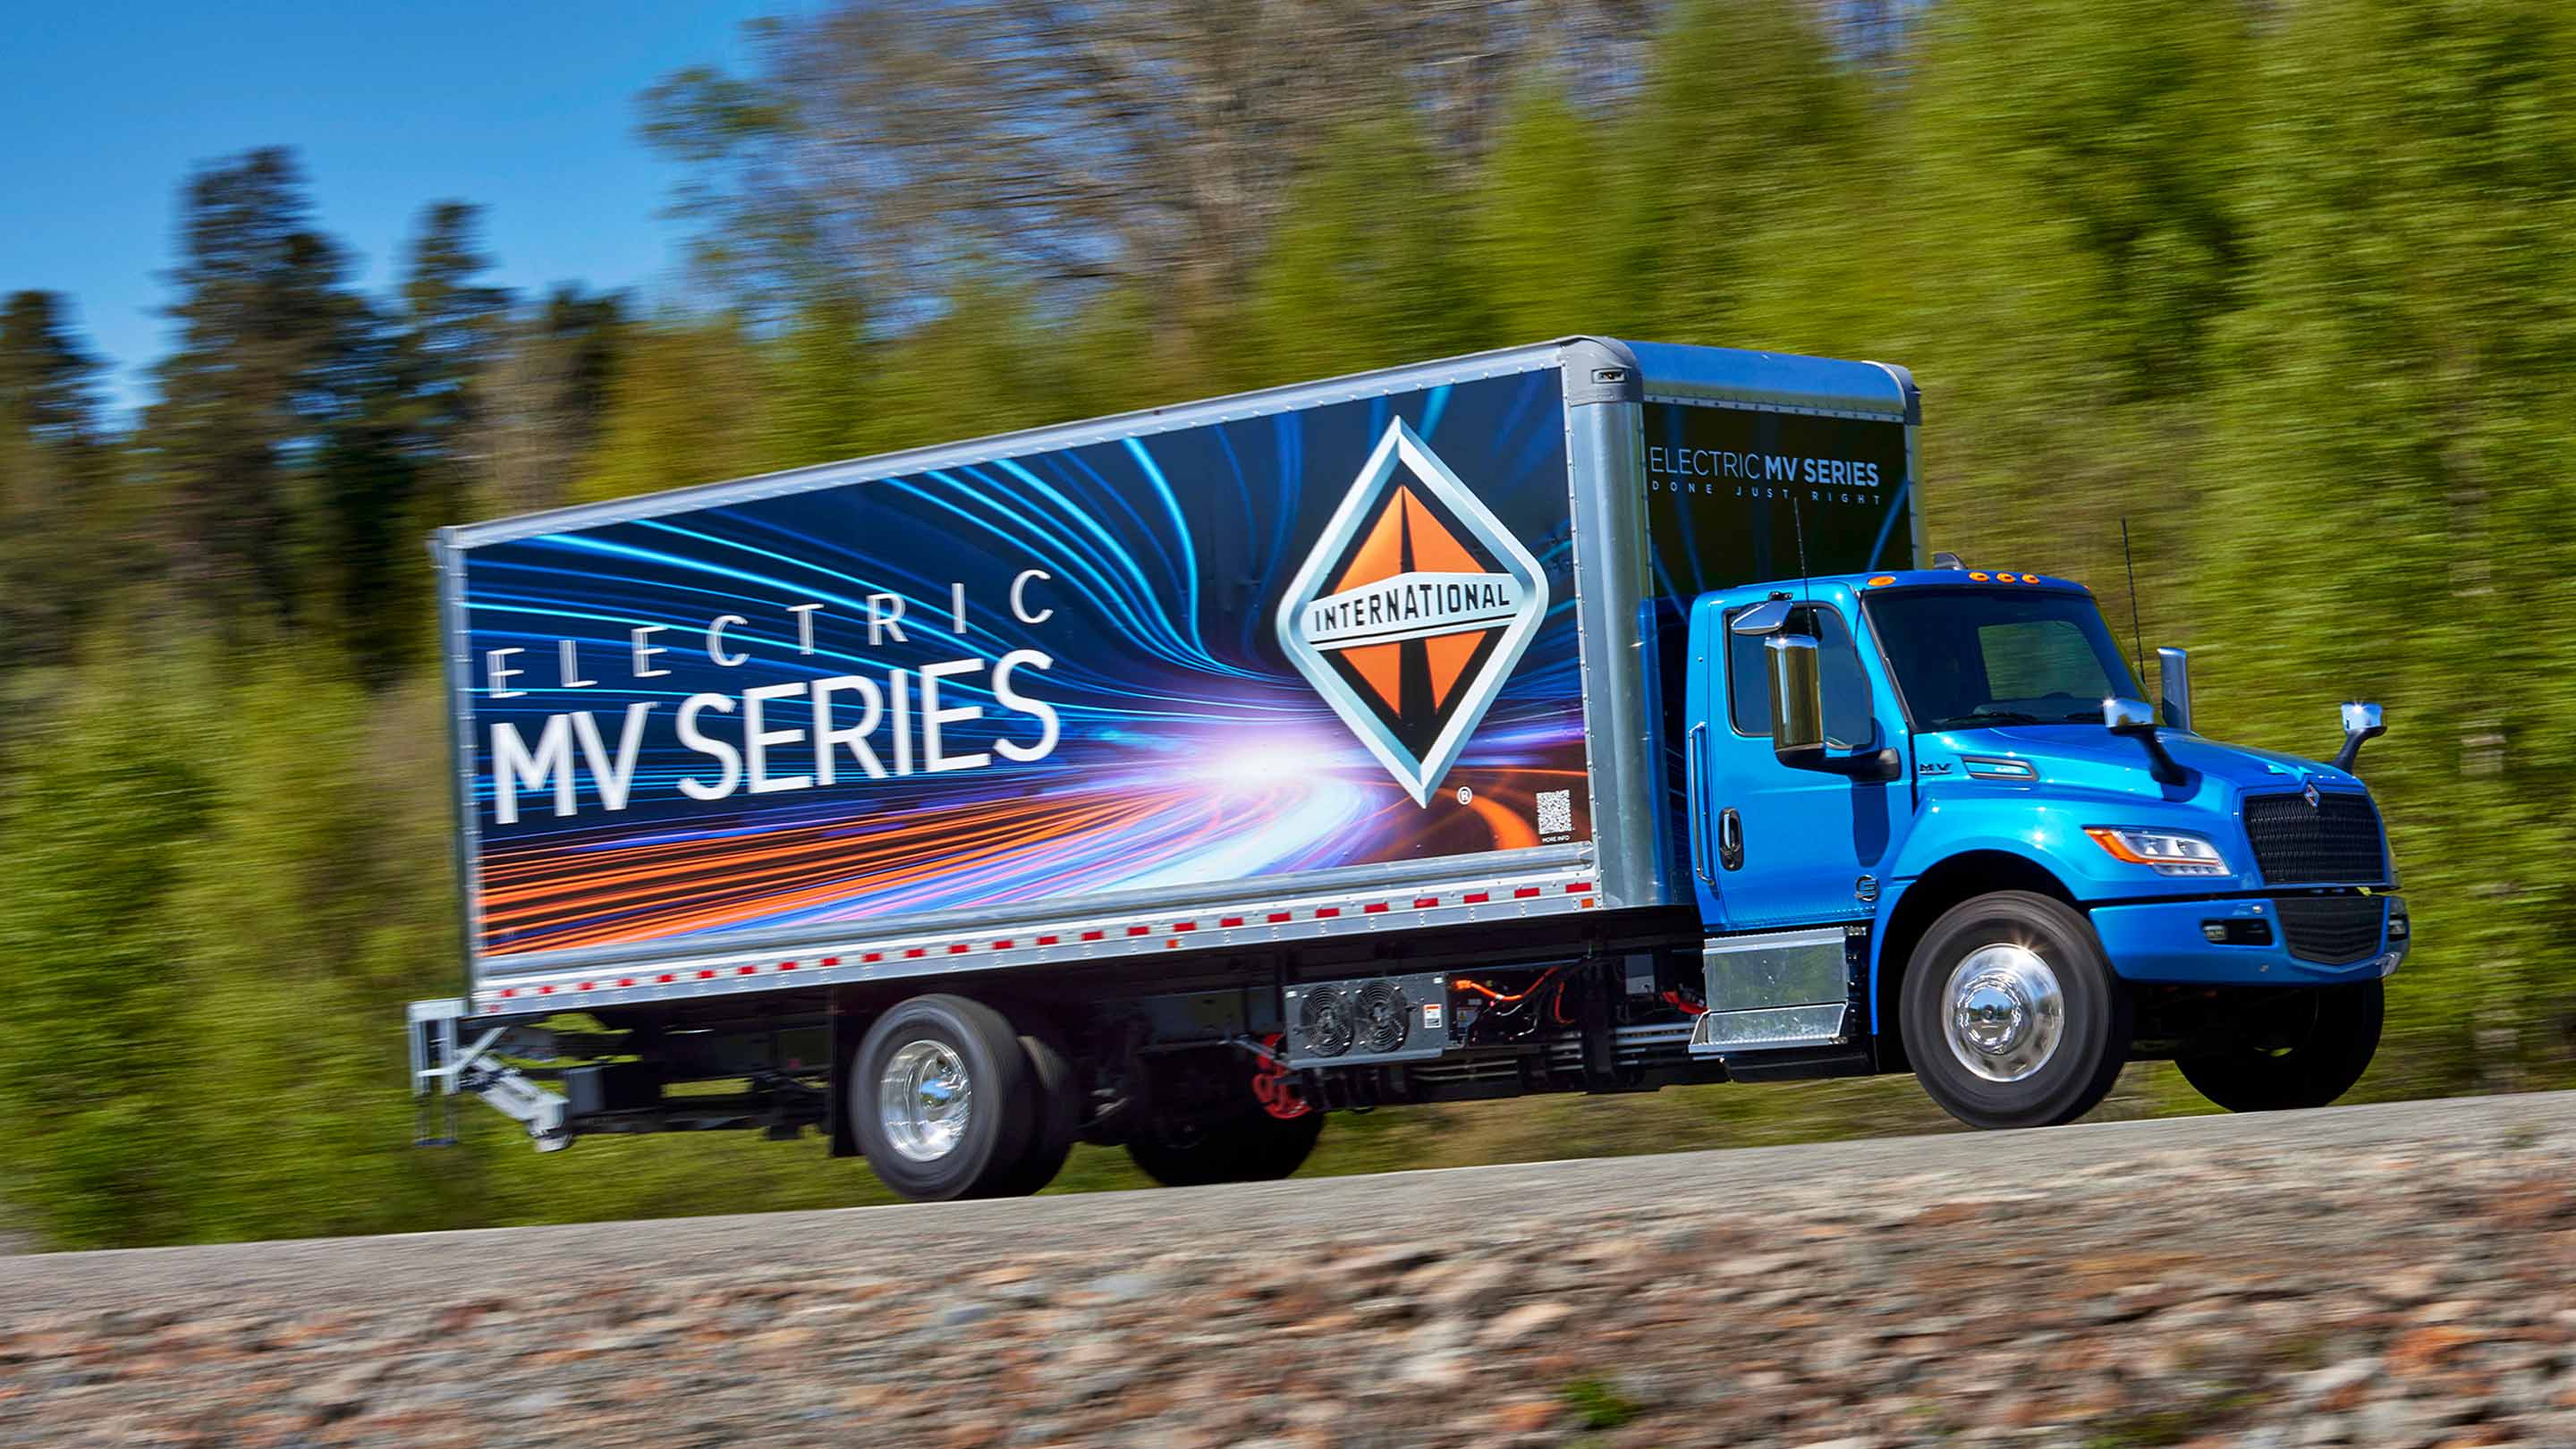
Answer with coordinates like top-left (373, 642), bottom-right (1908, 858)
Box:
top-left (1352, 979), bottom-right (1412, 1055)
top-left (1298, 984), bottom-right (1356, 1058)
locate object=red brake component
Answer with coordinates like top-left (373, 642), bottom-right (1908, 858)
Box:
top-left (1250, 1032), bottom-right (1311, 1120)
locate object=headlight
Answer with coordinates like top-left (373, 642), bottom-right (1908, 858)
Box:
top-left (2083, 826), bottom-right (2233, 877)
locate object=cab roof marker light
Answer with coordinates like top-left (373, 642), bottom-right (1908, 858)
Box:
top-left (1868, 575), bottom-right (1896, 586)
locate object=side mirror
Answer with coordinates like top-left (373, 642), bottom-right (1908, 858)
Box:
top-left (1767, 633), bottom-right (1900, 782)
top-left (1731, 598), bottom-right (1795, 637)
top-left (2333, 700), bottom-right (2385, 774)
top-left (2103, 695), bottom-right (2186, 786)
top-left (1766, 633), bottom-right (1826, 758)
top-left (2157, 647), bottom-right (2191, 733)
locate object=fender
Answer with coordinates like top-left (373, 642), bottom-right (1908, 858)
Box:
top-left (1867, 849), bottom-right (2081, 1035)
top-left (1868, 791), bottom-right (2127, 1038)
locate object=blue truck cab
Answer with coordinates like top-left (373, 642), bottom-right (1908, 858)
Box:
top-left (1681, 564), bottom-right (2401, 1126)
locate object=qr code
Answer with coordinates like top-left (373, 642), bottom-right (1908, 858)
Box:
top-left (1536, 789), bottom-right (1574, 837)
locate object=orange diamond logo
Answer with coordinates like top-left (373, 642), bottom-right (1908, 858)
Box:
top-left (1276, 419), bottom-right (1548, 804)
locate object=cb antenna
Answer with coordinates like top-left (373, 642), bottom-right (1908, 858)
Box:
top-left (1792, 493), bottom-right (1812, 602)
top-left (2119, 517), bottom-right (2147, 682)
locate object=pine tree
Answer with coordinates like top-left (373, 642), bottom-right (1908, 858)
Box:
top-left (319, 203), bottom-right (514, 682)
top-left (398, 202), bottom-right (512, 521)
top-left (147, 148), bottom-right (374, 624)
top-left (0, 292), bottom-right (110, 665)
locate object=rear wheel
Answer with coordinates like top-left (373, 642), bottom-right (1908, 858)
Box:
top-left (2175, 979), bottom-right (2382, 1113)
top-left (983, 1029), bottom-right (1082, 1197)
top-left (1126, 1105), bottom-right (1324, 1187)
top-left (1902, 890), bottom-right (2130, 1130)
top-left (850, 995), bottom-right (1034, 1201)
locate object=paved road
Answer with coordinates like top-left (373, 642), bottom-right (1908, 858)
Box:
top-left (4, 1092), bottom-right (2571, 1447)
top-left (4, 1089), bottom-right (2564, 1307)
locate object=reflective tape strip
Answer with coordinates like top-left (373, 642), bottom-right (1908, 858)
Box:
top-left (471, 868), bottom-right (1598, 1013)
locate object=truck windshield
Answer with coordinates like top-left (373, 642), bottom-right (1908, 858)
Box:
top-left (1866, 588), bottom-right (2142, 732)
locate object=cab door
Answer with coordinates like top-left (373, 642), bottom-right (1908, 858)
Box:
top-left (1683, 591), bottom-right (1906, 931)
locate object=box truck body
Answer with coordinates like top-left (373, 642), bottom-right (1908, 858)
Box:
top-left (436, 339), bottom-right (1913, 1010)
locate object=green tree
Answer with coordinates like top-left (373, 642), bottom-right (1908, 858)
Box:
top-left (154, 653), bottom-right (490, 1241)
top-left (1614, 0), bottom-right (1872, 348)
top-left (469, 286), bottom-right (629, 520)
top-left (762, 292), bottom-right (874, 470)
top-left (148, 148), bottom-right (375, 624)
top-left (0, 657), bottom-right (215, 1247)
top-left (315, 203), bottom-right (514, 681)
top-left (0, 292), bottom-right (112, 667)
top-left (2190, 0), bottom-right (2576, 1073)
top-left (572, 314), bottom-right (769, 504)
top-left (397, 202), bottom-right (513, 523)
top-left (1250, 114), bottom-right (1499, 382)
top-left (1884, 0), bottom-right (2253, 639)
top-left (1472, 80), bottom-right (1636, 343)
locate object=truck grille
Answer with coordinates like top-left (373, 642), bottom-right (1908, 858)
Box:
top-left (2271, 895), bottom-right (2385, 964)
top-left (2242, 792), bottom-right (2386, 885)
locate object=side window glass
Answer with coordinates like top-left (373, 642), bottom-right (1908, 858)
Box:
top-left (1726, 604), bottom-right (1877, 750)
top-left (1726, 611), bottom-right (1771, 735)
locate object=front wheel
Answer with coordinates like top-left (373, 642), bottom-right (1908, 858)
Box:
top-left (1902, 890), bottom-right (2131, 1130)
top-left (2175, 979), bottom-right (2382, 1113)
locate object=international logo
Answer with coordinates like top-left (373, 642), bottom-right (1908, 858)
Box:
top-left (1275, 419), bottom-right (1549, 805)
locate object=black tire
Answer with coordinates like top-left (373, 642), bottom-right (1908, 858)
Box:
top-left (982, 1029), bottom-right (1081, 1198)
top-left (849, 995), bottom-right (1034, 1201)
top-left (1902, 890), bottom-right (2130, 1130)
top-left (2175, 979), bottom-right (2383, 1113)
top-left (1125, 1106), bottom-right (1325, 1187)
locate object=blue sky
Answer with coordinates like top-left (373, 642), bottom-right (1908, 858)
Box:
top-left (3, 0), bottom-right (796, 415)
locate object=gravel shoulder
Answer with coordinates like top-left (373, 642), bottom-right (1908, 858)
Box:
top-left (4, 1091), bottom-right (2572, 1446)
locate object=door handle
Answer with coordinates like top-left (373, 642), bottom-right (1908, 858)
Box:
top-left (1718, 808), bottom-right (1744, 872)
top-left (1686, 723), bottom-right (1711, 882)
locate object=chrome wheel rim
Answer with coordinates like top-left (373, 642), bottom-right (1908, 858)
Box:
top-left (1943, 944), bottom-right (2065, 1084)
top-left (878, 1039), bottom-right (971, 1162)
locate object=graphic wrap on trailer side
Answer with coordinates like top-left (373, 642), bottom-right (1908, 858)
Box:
top-left (455, 369), bottom-right (1592, 962)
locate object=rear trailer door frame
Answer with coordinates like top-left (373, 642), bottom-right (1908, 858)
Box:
top-left (434, 338), bottom-right (1673, 1021)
